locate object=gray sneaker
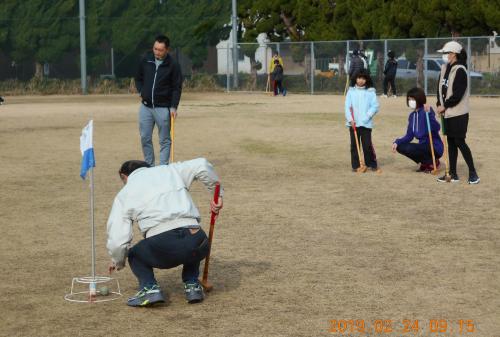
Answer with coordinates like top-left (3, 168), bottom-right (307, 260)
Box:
top-left (127, 284), bottom-right (165, 307)
top-left (184, 282), bottom-right (204, 304)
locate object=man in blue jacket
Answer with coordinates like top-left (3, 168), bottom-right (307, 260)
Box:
top-left (135, 35), bottom-right (183, 166)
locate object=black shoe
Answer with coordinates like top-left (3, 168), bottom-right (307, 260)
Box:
top-left (437, 173), bottom-right (459, 183)
top-left (468, 172), bottom-right (480, 184)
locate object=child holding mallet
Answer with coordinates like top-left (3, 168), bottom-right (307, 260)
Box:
top-left (344, 69), bottom-right (380, 172)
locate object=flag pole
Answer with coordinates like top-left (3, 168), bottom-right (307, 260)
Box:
top-left (89, 166), bottom-right (95, 280)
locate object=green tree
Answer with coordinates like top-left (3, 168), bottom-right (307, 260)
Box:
top-left (4, 0), bottom-right (79, 78)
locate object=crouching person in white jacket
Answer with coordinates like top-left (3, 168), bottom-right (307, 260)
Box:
top-left (106, 158), bottom-right (223, 307)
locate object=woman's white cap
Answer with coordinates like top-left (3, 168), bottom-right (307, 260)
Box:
top-left (437, 41), bottom-right (463, 53)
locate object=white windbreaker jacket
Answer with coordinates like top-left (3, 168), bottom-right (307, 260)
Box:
top-left (106, 158), bottom-right (222, 267)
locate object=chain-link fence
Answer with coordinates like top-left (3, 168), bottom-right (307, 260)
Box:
top-left (1, 34), bottom-right (499, 96)
top-left (218, 36), bottom-right (500, 96)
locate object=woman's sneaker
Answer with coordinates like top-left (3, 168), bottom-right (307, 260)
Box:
top-left (127, 284), bottom-right (165, 307)
top-left (184, 282), bottom-right (204, 303)
top-left (437, 173), bottom-right (459, 183)
top-left (468, 172), bottom-right (480, 184)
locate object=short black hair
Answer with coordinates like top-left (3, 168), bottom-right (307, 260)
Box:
top-left (388, 50), bottom-right (395, 59)
top-left (155, 35), bottom-right (170, 48)
top-left (119, 160), bottom-right (150, 177)
top-left (406, 87), bottom-right (427, 108)
top-left (355, 69), bottom-right (373, 89)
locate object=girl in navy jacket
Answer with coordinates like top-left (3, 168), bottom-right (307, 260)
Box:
top-left (392, 87), bottom-right (443, 172)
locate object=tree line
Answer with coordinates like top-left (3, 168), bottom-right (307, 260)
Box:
top-left (0, 0), bottom-right (497, 79)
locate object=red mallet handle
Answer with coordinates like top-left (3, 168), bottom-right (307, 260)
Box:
top-left (200, 182), bottom-right (221, 291)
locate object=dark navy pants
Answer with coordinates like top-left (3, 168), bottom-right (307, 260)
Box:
top-left (396, 142), bottom-right (435, 165)
top-left (128, 227), bottom-right (209, 289)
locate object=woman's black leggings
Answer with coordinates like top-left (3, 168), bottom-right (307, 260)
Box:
top-left (447, 136), bottom-right (476, 175)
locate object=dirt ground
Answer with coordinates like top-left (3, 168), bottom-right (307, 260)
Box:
top-left (0, 92), bottom-right (499, 337)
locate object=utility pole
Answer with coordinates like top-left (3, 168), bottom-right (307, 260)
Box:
top-left (231, 0), bottom-right (238, 88)
top-left (79, 0), bottom-right (87, 94)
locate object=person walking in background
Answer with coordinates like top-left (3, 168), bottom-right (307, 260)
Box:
top-left (348, 50), bottom-right (366, 87)
top-left (382, 51), bottom-right (398, 98)
top-left (0, 96), bottom-right (4, 105)
top-left (268, 51), bottom-right (284, 94)
top-left (392, 87), bottom-right (443, 172)
top-left (345, 69), bottom-right (380, 171)
top-left (135, 35), bottom-right (183, 166)
top-left (271, 59), bottom-right (286, 96)
top-left (436, 41), bottom-right (480, 184)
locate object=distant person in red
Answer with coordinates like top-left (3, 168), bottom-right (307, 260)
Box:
top-left (271, 59), bottom-right (287, 96)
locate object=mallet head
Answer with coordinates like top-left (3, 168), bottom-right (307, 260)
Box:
top-left (357, 166), bottom-right (367, 173)
top-left (199, 279), bottom-right (213, 292)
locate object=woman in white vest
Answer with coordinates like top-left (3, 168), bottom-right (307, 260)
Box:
top-left (436, 41), bottom-right (480, 184)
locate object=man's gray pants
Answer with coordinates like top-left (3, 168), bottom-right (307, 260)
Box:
top-left (139, 104), bottom-right (171, 166)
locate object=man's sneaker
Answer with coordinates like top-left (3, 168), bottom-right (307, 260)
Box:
top-left (184, 282), bottom-right (204, 304)
top-left (468, 172), bottom-right (480, 184)
top-left (392, 95), bottom-right (397, 98)
top-left (127, 284), bottom-right (165, 307)
top-left (437, 173), bottom-right (459, 183)
top-left (381, 94), bottom-right (388, 98)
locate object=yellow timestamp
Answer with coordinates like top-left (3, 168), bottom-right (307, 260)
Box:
top-left (329, 319), bottom-right (476, 334)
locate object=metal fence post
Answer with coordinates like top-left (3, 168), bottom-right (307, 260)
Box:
top-left (231, 0), bottom-right (238, 89)
top-left (111, 47), bottom-right (115, 78)
top-left (311, 41), bottom-right (315, 95)
top-left (424, 38), bottom-right (428, 95)
top-left (346, 40), bottom-right (350, 83)
top-left (384, 39), bottom-right (388, 69)
top-left (467, 37), bottom-right (471, 95)
top-left (226, 47), bottom-right (230, 92)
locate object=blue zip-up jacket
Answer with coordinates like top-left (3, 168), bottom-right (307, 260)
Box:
top-left (344, 86), bottom-right (379, 129)
top-left (394, 107), bottom-right (444, 157)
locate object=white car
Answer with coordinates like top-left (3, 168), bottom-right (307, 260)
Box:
top-left (396, 58), bottom-right (483, 80)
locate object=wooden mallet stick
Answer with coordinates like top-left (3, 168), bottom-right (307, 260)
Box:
top-left (350, 106), bottom-right (367, 173)
top-left (425, 109), bottom-right (438, 175)
top-left (170, 114), bottom-right (175, 163)
top-left (440, 114), bottom-right (451, 182)
top-left (199, 182), bottom-right (221, 292)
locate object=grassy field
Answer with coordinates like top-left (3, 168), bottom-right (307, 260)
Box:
top-left (0, 92), bottom-right (499, 337)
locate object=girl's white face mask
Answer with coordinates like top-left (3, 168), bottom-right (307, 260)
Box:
top-left (409, 100), bottom-right (417, 109)
top-left (442, 54), bottom-right (450, 64)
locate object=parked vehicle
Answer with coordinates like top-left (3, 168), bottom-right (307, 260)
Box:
top-left (396, 57), bottom-right (483, 80)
